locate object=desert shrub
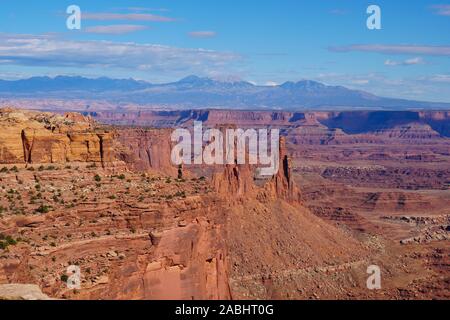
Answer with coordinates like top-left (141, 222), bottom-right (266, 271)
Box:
top-left (94, 174), bottom-right (101, 182)
top-left (117, 174), bottom-right (126, 180)
top-left (35, 204), bottom-right (51, 214)
top-left (5, 235), bottom-right (17, 246)
top-left (0, 234), bottom-right (18, 250)
top-left (0, 167), bottom-right (8, 173)
top-left (87, 163), bottom-right (97, 169)
top-left (11, 166), bottom-right (19, 172)
top-left (38, 165), bottom-right (45, 171)
top-left (60, 274), bottom-right (68, 282)
top-left (174, 191), bottom-right (186, 198)
top-left (177, 165), bottom-right (183, 180)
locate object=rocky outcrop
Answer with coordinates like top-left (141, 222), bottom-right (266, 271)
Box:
top-left (263, 137), bottom-right (301, 202)
top-left (1, 107), bottom-right (447, 301)
top-left (212, 163), bottom-right (255, 198)
top-left (0, 108), bottom-right (114, 165)
top-left (21, 129), bottom-right (114, 164)
top-left (114, 129), bottom-right (176, 175)
top-left (0, 284), bottom-right (52, 300)
top-left (212, 136), bottom-right (301, 203)
top-left (92, 110), bottom-right (450, 138)
top-left (140, 219), bottom-right (230, 300)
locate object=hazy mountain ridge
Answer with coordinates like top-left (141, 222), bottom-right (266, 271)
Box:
top-left (1, 75), bottom-right (449, 110)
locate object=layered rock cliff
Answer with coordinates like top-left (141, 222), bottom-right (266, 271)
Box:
top-left (0, 109), bottom-right (175, 174)
top-left (114, 129), bottom-right (176, 175)
top-left (0, 108), bottom-right (114, 166)
top-left (92, 110), bottom-right (450, 138)
top-left (212, 136), bottom-right (301, 203)
top-left (4, 108), bottom-right (441, 300)
top-left (263, 137), bottom-right (302, 202)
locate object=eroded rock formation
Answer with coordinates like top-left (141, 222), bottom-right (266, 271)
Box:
top-left (114, 129), bottom-right (176, 175)
top-left (262, 137), bottom-right (301, 202)
top-left (0, 108), bottom-right (114, 165)
top-left (1, 108), bottom-right (447, 300)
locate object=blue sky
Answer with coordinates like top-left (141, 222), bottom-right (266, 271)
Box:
top-left (0, 0), bottom-right (449, 101)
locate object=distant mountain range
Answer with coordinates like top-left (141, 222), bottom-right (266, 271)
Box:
top-left (1, 75), bottom-right (449, 110)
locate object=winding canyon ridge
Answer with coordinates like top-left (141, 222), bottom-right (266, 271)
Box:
top-left (0, 107), bottom-right (448, 300)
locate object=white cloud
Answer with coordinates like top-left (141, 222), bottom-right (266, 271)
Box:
top-left (350, 79), bottom-right (370, 85)
top-left (329, 9), bottom-right (349, 15)
top-left (384, 57), bottom-right (425, 66)
top-left (330, 44), bottom-right (450, 56)
top-left (85, 25), bottom-right (148, 35)
top-left (424, 74), bottom-right (450, 83)
top-left (0, 33), bottom-right (240, 75)
top-left (314, 72), bottom-right (450, 102)
top-left (125, 7), bottom-right (169, 13)
top-left (431, 5), bottom-right (450, 16)
top-left (188, 31), bottom-right (217, 38)
top-left (82, 12), bottom-right (176, 22)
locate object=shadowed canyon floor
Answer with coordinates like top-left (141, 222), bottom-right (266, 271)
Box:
top-left (0, 108), bottom-right (448, 300)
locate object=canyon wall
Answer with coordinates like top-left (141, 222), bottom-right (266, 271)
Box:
top-left (0, 108), bottom-right (115, 166)
top-left (91, 109), bottom-right (450, 138)
top-left (2, 108), bottom-right (447, 300)
top-left (0, 109), bottom-right (175, 174)
top-left (114, 129), bottom-right (176, 175)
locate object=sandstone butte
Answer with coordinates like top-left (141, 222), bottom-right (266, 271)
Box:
top-left (0, 107), bottom-right (426, 300)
